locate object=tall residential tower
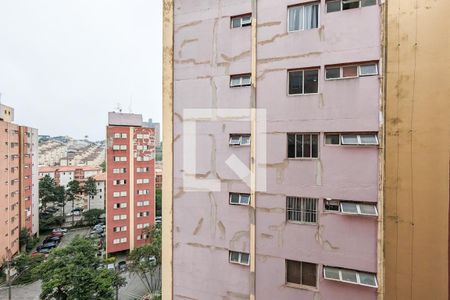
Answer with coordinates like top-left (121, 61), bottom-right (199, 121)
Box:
top-left (106, 112), bottom-right (156, 254)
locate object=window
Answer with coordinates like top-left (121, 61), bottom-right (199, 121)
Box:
top-left (327, 0), bottom-right (377, 13)
top-left (286, 260), bottom-right (317, 287)
top-left (137, 178), bottom-right (150, 184)
top-left (288, 3), bottom-right (319, 32)
top-left (120, 203), bottom-right (127, 208)
top-left (137, 145), bottom-right (149, 151)
top-left (341, 133), bottom-right (378, 145)
top-left (120, 214), bottom-right (127, 220)
top-left (113, 168), bottom-right (126, 174)
top-left (229, 134), bottom-right (251, 146)
top-left (231, 14), bottom-right (252, 28)
top-left (113, 179), bottom-right (127, 185)
top-left (137, 190), bottom-right (149, 195)
top-left (137, 167), bottom-right (149, 173)
top-left (113, 191), bottom-right (127, 198)
top-left (287, 134), bottom-right (319, 158)
top-left (287, 197), bottom-right (318, 223)
top-left (137, 200), bottom-right (150, 207)
top-left (229, 251), bottom-right (250, 266)
top-left (137, 223), bottom-right (150, 229)
top-left (325, 63), bottom-right (378, 79)
top-left (230, 74), bottom-right (251, 87)
top-left (325, 133), bottom-right (378, 145)
top-left (113, 226), bottom-right (127, 232)
top-left (288, 69), bottom-right (319, 95)
top-left (324, 199), bottom-right (378, 216)
top-left (137, 211), bottom-right (149, 217)
top-left (229, 193), bottom-right (251, 206)
top-left (114, 156), bottom-right (127, 162)
top-left (137, 156), bottom-right (151, 161)
top-left (323, 266), bottom-right (378, 288)
top-left (113, 215), bottom-right (120, 220)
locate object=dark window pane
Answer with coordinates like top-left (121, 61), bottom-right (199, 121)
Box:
top-left (301, 262), bottom-right (317, 287)
top-left (343, 0), bottom-right (360, 10)
top-left (296, 134), bottom-right (303, 158)
top-left (231, 18), bottom-right (241, 28)
top-left (325, 134), bottom-right (339, 144)
top-left (342, 65), bottom-right (358, 77)
top-left (287, 134), bottom-right (296, 158)
top-left (303, 134), bottom-right (311, 157)
top-left (327, 1), bottom-right (341, 12)
top-left (304, 70), bottom-right (318, 93)
top-left (230, 193), bottom-right (240, 204)
top-left (311, 134), bottom-right (318, 157)
top-left (326, 68), bottom-right (340, 79)
top-left (361, 0), bottom-right (377, 7)
top-left (287, 260), bottom-right (301, 284)
top-left (289, 71), bottom-right (303, 94)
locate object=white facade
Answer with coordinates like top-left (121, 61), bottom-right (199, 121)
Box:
top-left (90, 179), bottom-right (105, 210)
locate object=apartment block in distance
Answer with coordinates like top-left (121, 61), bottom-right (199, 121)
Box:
top-left (0, 103), bottom-right (39, 264)
top-left (106, 112), bottom-right (156, 254)
top-left (163, 0), bottom-right (383, 299)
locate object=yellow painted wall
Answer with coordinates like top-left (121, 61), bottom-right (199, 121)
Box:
top-left (384, 0), bottom-right (450, 299)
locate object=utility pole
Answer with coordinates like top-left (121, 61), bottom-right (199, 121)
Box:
top-left (6, 249), bottom-right (12, 300)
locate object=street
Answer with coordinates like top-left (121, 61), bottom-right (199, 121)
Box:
top-left (0, 227), bottom-right (149, 300)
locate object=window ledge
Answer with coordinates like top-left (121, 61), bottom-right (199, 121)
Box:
top-left (286, 221), bottom-right (317, 226)
top-left (287, 92), bottom-right (320, 97)
top-left (287, 28), bottom-right (320, 34)
top-left (285, 283), bottom-right (318, 292)
top-left (287, 157), bottom-right (319, 160)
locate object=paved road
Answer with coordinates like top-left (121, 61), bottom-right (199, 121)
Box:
top-left (0, 227), bottom-right (149, 300)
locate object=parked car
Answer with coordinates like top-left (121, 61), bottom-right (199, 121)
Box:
top-left (52, 228), bottom-right (68, 233)
top-left (43, 236), bottom-right (61, 244)
top-left (67, 211), bottom-right (81, 217)
top-left (117, 261), bottom-right (127, 272)
top-left (45, 207), bottom-right (58, 213)
top-left (51, 231), bottom-right (64, 237)
top-left (37, 242), bottom-right (57, 251)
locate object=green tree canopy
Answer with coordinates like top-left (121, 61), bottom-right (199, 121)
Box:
top-left (66, 180), bottom-right (81, 201)
top-left (39, 175), bottom-right (56, 208)
top-left (83, 208), bottom-right (105, 226)
top-left (128, 226), bottom-right (161, 295)
top-left (35, 236), bottom-right (125, 300)
top-left (84, 177), bottom-right (97, 198)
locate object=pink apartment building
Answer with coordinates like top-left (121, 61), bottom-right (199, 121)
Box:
top-left (106, 112), bottom-right (156, 254)
top-left (0, 104), bottom-right (39, 265)
top-left (164, 0), bottom-right (382, 299)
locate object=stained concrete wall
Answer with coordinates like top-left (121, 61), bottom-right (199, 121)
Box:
top-left (384, 0), bottom-right (450, 299)
top-left (168, 0), bottom-right (382, 299)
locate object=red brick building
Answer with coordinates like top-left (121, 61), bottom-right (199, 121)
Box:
top-left (106, 112), bottom-right (155, 254)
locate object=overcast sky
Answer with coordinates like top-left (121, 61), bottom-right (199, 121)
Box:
top-left (0, 0), bottom-right (162, 141)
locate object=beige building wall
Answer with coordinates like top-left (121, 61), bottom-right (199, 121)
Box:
top-left (384, 0), bottom-right (450, 299)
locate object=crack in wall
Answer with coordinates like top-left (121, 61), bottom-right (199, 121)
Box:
top-left (258, 51), bottom-right (321, 64)
top-left (314, 224), bottom-right (339, 251)
top-left (192, 218), bottom-right (203, 235)
top-left (258, 32), bottom-right (288, 46)
top-left (175, 20), bottom-right (202, 33)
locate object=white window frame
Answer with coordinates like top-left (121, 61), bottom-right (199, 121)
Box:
top-left (359, 63), bottom-right (379, 76)
top-left (230, 74), bottom-right (252, 87)
top-left (287, 69), bottom-right (320, 95)
top-left (229, 251), bottom-right (250, 266)
top-left (287, 3), bottom-right (320, 33)
top-left (340, 202), bottom-right (378, 216)
top-left (231, 14), bottom-right (252, 28)
top-left (340, 133), bottom-right (379, 145)
top-left (120, 214), bottom-right (127, 220)
top-left (287, 133), bottom-right (319, 159)
top-left (229, 193), bottom-right (251, 206)
top-left (113, 215), bottom-right (120, 221)
top-left (120, 203), bottom-right (127, 208)
top-left (229, 134), bottom-right (251, 146)
top-left (323, 266), bottom-right (378, 288)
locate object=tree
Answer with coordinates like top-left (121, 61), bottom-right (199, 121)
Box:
top-left (84, 177), bottom-right (97, 210)
top-left (128, 226), bottom-right (161, 296)
top-left (35, 236), bottom-right (125, 300)
top-left (54, 185), bottom-right (66, 217)
top-left (100, 161), bottom-right (106, 172)
top-left (155, 189), bottom-right (162, 217)
top-left (67, 180), bottom-right (82, 226)
top-left (12, 253), bottom-right (44, 284)
top-left (19, 228), bottom-right (30, 250)
top-left (83, 209), bottom-right (105, 226)
top-left (39, 175), bottom-right (56, 209)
